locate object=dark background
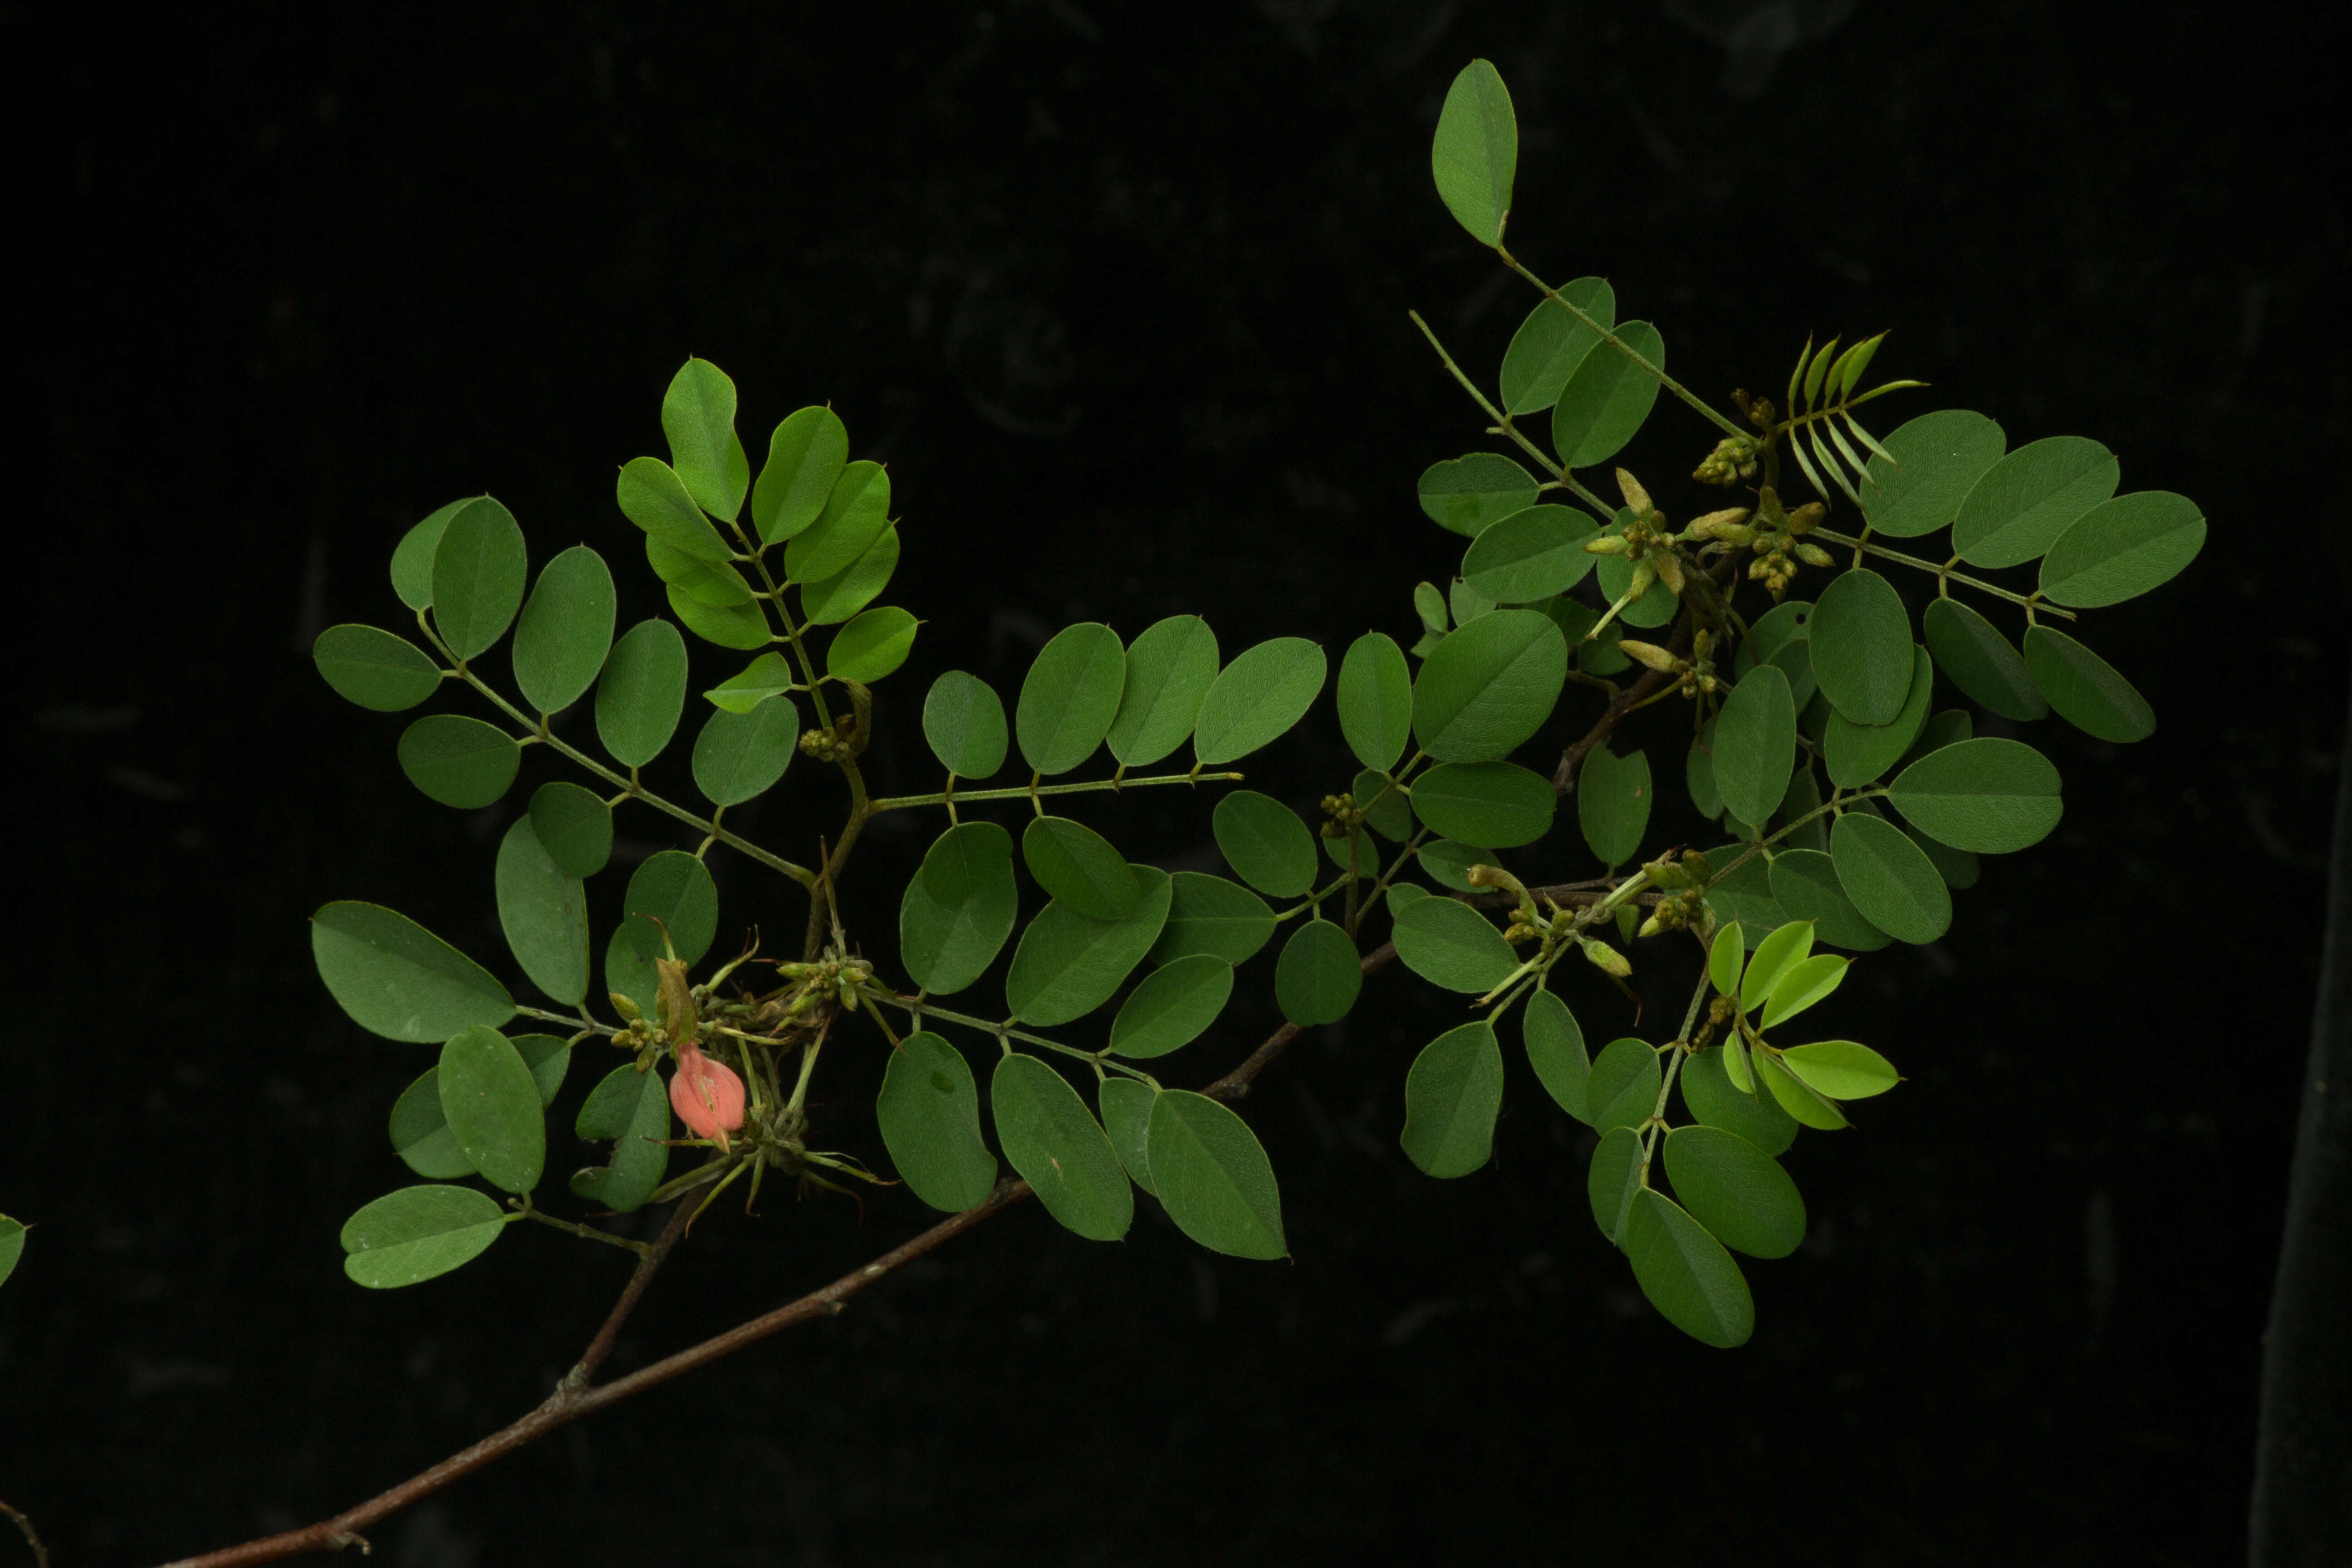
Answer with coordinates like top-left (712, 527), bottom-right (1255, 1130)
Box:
top-left (6, 1), bottom-right (2346, 1563)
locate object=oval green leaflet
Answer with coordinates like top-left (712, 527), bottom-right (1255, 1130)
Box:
top-left (1109, 954), bottom-right (1234, 1058)
top-left (1828, 813), bottom-right (1951, 944)
top-left (1576, 745), bottom-right (1651, 868)
top-left (1213, 790), bottom-right (1318, 900)
top-left (785, 461), bottom-right (892, 584)
top-left (1417, 452), bottom-right (1539, 537)
top-left (1708, 921), bottom-right (1745, 998)
top-left (1147, 872), bottom-right (1275, 967)
top-left (990, 1054), bottom-right (1132, 1242)
top-left (1275, 920), bottom-right (1361, 1027)
top-left (1700, 844), bottom-right (1788, 945)
top-left (1551, 322), bottom-right (1666, 470)
top-left (1662, 1125), bottom-right (1804, 1260)
top-left (691, 696), bottom-right (799, 807)
top-left (596, 618), bottom-right (690, 769)
top-left (1588, 1037), bottom-right (1662, 1135)
top-left (0, 1216), bottom-right (22, 1292)
top-left (1352, 767), bottom-right (1414, 841)
top-left (341, 1185), bottom-right (508, 1289)
top-left (1416, 837), bottom-right (1490, 892)
top-left (1687, 720), bottom-right (1724, 820)
top-left (1888, 736), bottom-right (2063, 853)
top-left (1588, 1126), bottom-right (1645, 1250)
top-left (606, 921), bottom-right (657, 1017)
top-left (1106, 614), bottom-right (1219, 767)
top-left (826, 606), bottom-right (918, 683)
top-left (1627, 1189), bottom-right (1754, 1348)
top-left (2024, 624), bottom-right (2155, 743)
top-left (1951, 435), bottom-right (2119, 569)
top-left (436, 1025), bottom-right (545, 1195)
top-left (1738, 919), bottom-right (1814, 1013)
top-left (922, 670), bottom-right (1009, 779)
top-left (705, 651), bottom-right (794, 715)
top-left (494, 817), bottom-right (588, 1006)
top-left (617, 456), bottom-right (730, 563)
top-left (1736, 598), bottom-right (1818, 711)
top-left (526, 781), bottom-right (611, 879)
top-left (1017, 622), bottom-right (1126, 776)
top-left (1713, 665), bottom-right (1796, 829)
top-left (1193, 637), bottom-right (1326, 765)
top-left (1808, 569), bottom-right (1915, 726)
top-left (1411, 608), bottom-right (1568, 764)
top-left (1147, 1090), bottom-right (1287, 1259)
top-left (661, 357), bottom-right (750, 522)
top-left (1461, 505), bottom-right (1600, 603)
top-left (1781, 1040), bottom-right (1901, 1099)
top-left (1679, 1046), bottom-right (1798, 1156)
top-left (901, 823), bottom-right (1019, 995)
top-left (390, 1070), bottom-right (477, 1179)
top-left (1004, 867), bottom-right (1172, 1027)
top-left (430, 496), bottom-right (529, 662)
top-left (1098, 1078), bottom-right (1159, 1196)
top-left (391, 499), bottom-right (467, 611)
top-left (1391, 897), bottom-right (1517, 994)
top-left (1411, 760), bottom-right (1555, 848)
top-left (1430, 58), bottom-right (1516, 247)
top-left (666, 582), bottom-right (768, 651)
top-left (312, 901), bottom-right (514, 1043)
top-left (647, 536), bottom-right (756, 607)
top-left (1498, 276), bottom-right (1615, 415)
top-left (1920, 598), bottom-right (2045, 721)
top-left (1022, 816), bottom-right (1141, 921)
top-left (397, 714), bottom-right (519, 809)
top-left (1823, 645), bottom-right (1934, 790)
top-left (1858, 409), bottom-right (2007, 539)
top-left (570, 1062), bottom-right (672, 1211)
top-left (1760, 952), bottom-right (1847, 1032)
top-left (1756, 1048), bottom-right (1847, 1131)
top-left (1401, 1020), bottom-right (1504, 1179)
top-left (511, 545), bottom-right (617, 715)
top-left (876, 1032), bottom-right (998, 1213)
top-left (623, 850), bottom-right (719, 966)
top-left (1336, 631), bottom-right (1412, 771)
top-left (1768, 850), bottom-right (1892, 952)
top-left (1522, 987), bottom-right (1590, 1122)
top-left (2038, 490), bottom-right (2205, 608)
top-left (314, 624), bottom-right (443, 712)
top-left (752, 406), bottom-right (849, 545)
top-left (799, 525), bottom-right (899, 626)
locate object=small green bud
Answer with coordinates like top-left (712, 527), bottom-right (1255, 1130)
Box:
top-left (1643, 855), bottom-right (1693, 889)
top-left (1637, 913), bottom-right (1666, 939)
top-left (1616, 467), bottom-right (1656, 517)
top-left (1626, 560), bottom-right (1656, 601)
top-left (1584, 534), bottom-right (1631, 556)
top-left (1786, 502), bottom-right (1826, 536)
top-left (609, 992), bottom-right (643, 1023)
top-left (1617, 639), bottom-right (1680, 674)
top-left (1654, 553), bottom-right (1686, 597)
top-left (1795, 542), bottom-right (1836, 568)
top-left (1687, 507), bottom-right (1751, 539)
top-left (1581, 937), bottom-right (1633, 979)
top-left (1681, 848), bottom-right (1712, 882)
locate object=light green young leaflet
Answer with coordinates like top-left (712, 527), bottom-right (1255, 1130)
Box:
top-left (661, 357), bottom-right (750, 521)
top-left (705, 651), bottom-right (796, 715)
top-left (617, 456), bottom-right (730, 562)
top-left (786, 461), bottom-right (892, 584)
top-left (826, 606), bottom-right (918, 682)
top-left (1739, 921), bottom-right (1815, 1014)
top-left (752, 406), bottom-right (849, 545)
top-left (799, 525), bottom-right (900, 626)
top-left (1782, 1040), bottom-right (1901, 1099)
top-left (1761, 953), bottom-right (1847, 1032)
top-left (667, 582), bottom-right (769, 651)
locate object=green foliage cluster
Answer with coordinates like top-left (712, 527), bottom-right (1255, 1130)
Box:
top-left (273, 59), bottom-right (2203, 1351)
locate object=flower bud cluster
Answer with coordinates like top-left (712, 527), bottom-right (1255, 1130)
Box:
top-left (1317, 793), bottom-right (1366, 838)
top-left (1694, 433), bottom-right (1760, 486)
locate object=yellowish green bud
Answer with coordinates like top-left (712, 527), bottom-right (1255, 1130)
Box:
top-left (1627, 560), bottom-right (1656, 601)
top-left (1643, 855), bottom-right (1693, 889)
top-left (1584, 534), bottom-right (1630, 556)
top-left (1786, 502), bottom-right (1826, 535)
top-left (1688, 507), bottom-right (1751, 539)
top-left (1681, 848), bottom-right (1712, 882)
top-left (1654, 553), bottom-right (1686, 596)
top-left (1637, 913), bottom-right (1666, 939)
top-left (1795, 542), bottom-right (1836, 568)
top-left (1581, 937), bottom-right (1634, 978)
top-left (609, 992), bottom-right (643, 1023)
top-left (1618, 640), bottom-right (1679, 674)
top-left (1616, 468), bottom-right (1656, 517)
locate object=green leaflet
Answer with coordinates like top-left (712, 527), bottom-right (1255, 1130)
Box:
top-left (570, 1062), bottom-right (671, 1212)
top-left (1700, 845), bottom-right (1787, 945)
top-left (661, 358), bottom-right (750, 521)
top-left (1889, 737), bottom-right (2063, 853)
top-left (1323, 825), bottom-right (1380, 878)
top-left (1004, 867), bottom-right (1173, 1026)
top-left (436, 1025), bottom-right (545, 1195)
top-left (1782, 1040), bottom-right (1901, 1099)
top-left (1587, 1038), bottom-right (1662, 1135)
top-left (527, 781), bottom-right (612, 879)
top-left (312, 901), bottom-right (514, 1042)
top-left (1099, 1078), bottom-right (1159, 1196)
top-left (1417, 453), bottom-right (1540, 537)
top-left (1709, 922), bottom-right (1744, 997)
top-left (901, 823), bottom-right (1019, 995)
top-left (691, 696), bottom-right (799, 807)
top-left (1430, 59), bottom-right (1516, 247)
top-left (1391, 897), bottom-right (1517, 993)
top-left (1768, 850), bottom-right (1891, 953)
top-left (1761, 953), bottom-right (1847, 1031)
top-left (1275, 920), bottom-right (1361, 1027)
top-left (826, 606), bottom-right (918, 682)
top-left (1411, 760), bottom-right (1555, 848)
top-left (1679, 1046), bottom-right (1798, 1156)
top-left (391, 499), bottom-right (467, 611)
top-left (623, 851), bottom-right (719, 966)
top-left (1951, 435), bottom-right (2119, 569)
top-left (2024, 625), bottom-right (2156, 743)
top-left (647, 536), bottom-right (755, 607)
top-left (666, 582), bottom-right (770, 651)
top-left (1577, 746), bottom-right (1651, 868)
top-left (1147, 872), bottom-right (1276, 967)
top-left (991, 1055), bottom-right (1132, 1242)
top-left (1901, 707), bottom-right (1973, 769)
top-left (1828, 813), bottom-right (1952, 944)
top-left (922, 670), bottom-right (1010, 779)
top-left (512, 1034), bottom-right (572, 1104)
top-left (1018, 623), bottom-right (1126, 776)
top-left (1627, 1190), bottom-right (1754, 1348)
top-left (1663, 1125), bottom-right (1804, 1259)
top-left (1411, 608), bottom-right (1568, 763)
top-left (596, 618), bottom-right (690, 768)
top-left (1522, 987), bottom-right (1590, 1122)
top-left (1385, 883), bottom-right (1432, 921)
top-left (1460, 505), bottom-right (1600, 603)
top-left (603, 929), bottom-right (652, 1010)
top-left (1110, 954), bottom-right (1234, 1058)
top-left (1738, 920), bottom-right (1814, 1014)
top-left (1737, 598), bottom-right (1818, 711)
top-left (340, 1186), bottom-right (507, 1289)
top-left (1107, 614), bottom-right (1220, 767)
top-left (1498, 277), bottom-right (1615, 414)
top-left (1022, 816), bottom-right (1141, 921)
top-left (512, 546), bottom-right (617, 714)
top-left (1859, 409), bottom-right (2006, 539)
top-left (1823, 645), bottom-right (1935, 790)
top-left (1401, 1021), bottom-right (1504, 1178)
top-left (1193, 638), bottom-right (1326, 765)
top-left (1713, 666), bottom-right (1795, 829)
top-left (494, 817), bottom-right (588, 1005)
top-left (786, 461), bottom-right (892, 584)
top-left (617, 456), bottom-right (730, 562)
top-left (1451, 574), bottom-right (1497, 626)
top-left (1687, 719), bottom-right (1724, 821)
top-left (1336, 632), bottom-right (1412, 771)
top-left (705, 651), bottom-right (795, 715)
top-left (1552, 322), bottom-right (1666, 470)
top-left (1921, 598), bottom-right (2046, 721)
top-left (876, 1032), bottom-right (997, 1213)
top-left (1417, 837), bottom-right (1490, 892)
top-left (2039, 490), bottom-right (2205, 608)
top-left (1353, 768), bottom-right (1414, 841)
top-left (397, 714), bottom-right (519, 809)
top-left (799, 524), bottom-right (900, 626)
top-left (0, 1216), bottom-right (20, 1292)
top-left (314, 625), bottom-right (442, 712)
top-left (1808, 569), bottom-right (1914, 726)
top-left (430, 497), bottom-right (529, 662)
top-left (1147, 1091), bottom-right (1287, 1259)
top-left (389, 1070), bottom-right (477, 1179)
top-left (1213, 791), bottom-right (1318, 899)
top-left (752, 406), bottom-right (849, 545)
top-left (1588, 1126), bottom-right (1644, 1249)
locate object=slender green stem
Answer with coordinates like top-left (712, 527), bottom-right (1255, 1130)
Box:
top-left (1701, 787), bottom-right (1885, 892)
top-left (867, 992), bottom-right (1159, 1085)
top-left (1406, 311), bottom-right (1614, 514)
top-left (1493, 250), bottom-right (1749, 441)
top-left (516, 1004), bottom-right (619, 1038)
top-left (514, 1205), bottom-right (652, 1257)
top-left (868, 770), bottom-right (1243, 814)
top-left (1803, 526), bottom-right (2077, 620)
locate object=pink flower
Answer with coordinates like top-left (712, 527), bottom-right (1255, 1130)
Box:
top-left (669, 1042), bottom-right (746, 1152)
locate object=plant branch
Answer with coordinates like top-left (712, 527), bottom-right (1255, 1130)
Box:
top-left (1803, 525), bottom-right (2078, 620)
top-left (1491, 250), bottom-right (1749, 441)
top-left (867, 770), bottom-right (1243, 814)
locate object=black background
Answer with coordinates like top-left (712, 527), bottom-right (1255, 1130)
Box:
top-left (7, 2), bottom-right (2347, 1564)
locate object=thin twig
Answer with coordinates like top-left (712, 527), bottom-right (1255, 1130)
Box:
top-left (0, 1499), bottom-right (49, 1568)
